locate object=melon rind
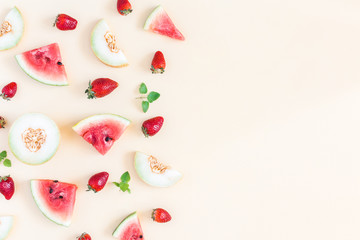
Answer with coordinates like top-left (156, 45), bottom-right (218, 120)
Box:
top-left (0, 7), bottom-right (24, 51)
top-left (134, 151), bottom-right (183, 187)
top-left (91, 19), bottom-right (128, 68)
top-left (0, 216), bottom-right (14, 240)
top-left (8, 113), bottom-right (60, 165)
top-left (112, 212), bottom-right (140, 238)
top-left (72, 113), bottom-right (130, 133)
top-left (143, 5), bottom-right (163, 30)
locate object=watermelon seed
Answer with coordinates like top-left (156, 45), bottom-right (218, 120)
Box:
top-left (57, 61), bottom-right (63, 65)
top-left (49, 187), bottom-right (53, 193)
top-left (53, 180), bottom-right (58, 183)
top-left (59, 196), bottom-right (63, 199)
top-left (140, 235), bottom-right (143, 238)
top-left (105, 136), bottom-right (112, 142)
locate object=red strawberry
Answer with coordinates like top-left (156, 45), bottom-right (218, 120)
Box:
top-left (87, 172), bottom-right (109, 193)
top-left (77, 232), bottom-right (91, 240)
top-left (85, 78), bottom-right (118, 99)
top-left (0, 176), bottom-right (15, 200)
top-left (151, 51), bottom-right (166, 74)
top-left (152, 208), bottom-right (172, 223)
top-left (0, 117), bottom-right (5, 128)
top-left (117, 0), bottom-right (133, 16)
top-left (54, 14), bottom-right (78, 31)
top-left (1, 82), bottom-right (17, 100)
top-left (142, 116), bottom-right (164, 137)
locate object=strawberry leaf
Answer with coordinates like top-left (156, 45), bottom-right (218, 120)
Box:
top-left (147, 92), bottom-right (160, 103)
top-left (3, 159), bottom-right (11, 167)
top-left (0, 151), bottom-right (7, 159)
top-left (121, 171), bottom-right (130, 183)
top-left (142, 101), bottom-right (149, 113)
top-left (139, 83), bottom-right (148, 94)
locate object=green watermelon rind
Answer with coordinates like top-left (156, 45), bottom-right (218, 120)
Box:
top-left (112, 212), bottom-right (139, 238)
top-left (143, 5), bottom-right (163, 30)
top-left (72, 113), bottom-right (131, 133)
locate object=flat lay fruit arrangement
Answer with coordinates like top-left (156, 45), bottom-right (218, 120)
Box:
top-left (0, 2), bottom-right (185, 240)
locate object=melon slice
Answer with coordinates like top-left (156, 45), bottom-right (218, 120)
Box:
top-left (73, 114), bottom-right (130, 155)
top-left (30, 179), bottom-right (77, 227)
top-left (8, 113), bottom-right (60, 165)
top-left (91, 19), bottom-right (128, 67)
top-left (112, 212), bottom-right (144, 240)
top-left (134, 152), bottom-right (182, 187)
top-left (0, 7), bottom-right (24, 50)
top-left (15, 43), bottom-right (69, 86)
top-left (0, 216), bottom-right (14, 240)
top-left (144, 5), bottom-right (185, 41)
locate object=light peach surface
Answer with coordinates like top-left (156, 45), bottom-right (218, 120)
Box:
top-left (2, 0), bottom-right (360, 239)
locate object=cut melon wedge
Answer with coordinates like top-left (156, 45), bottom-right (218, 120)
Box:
top-left (112, 212), bottom-right (144, 240)
top-left (8, 113), bottom-right (60, 165)
top-left (73, 114), bottom-right (130, 155)
top-left (15, 43), bottom-right (69, 86)
top-left (134, 152), bottom-right (182, 187)
top-left (0, 216), bottom-right (14, 240)
top-left (0, 7), bottom-right (24, 50)
top-left (30, 179), bottom-right (77, 227)
top-left (91, 19), bottom-right (128, 67)
top-left (144, 5), bottom-right (185, 41)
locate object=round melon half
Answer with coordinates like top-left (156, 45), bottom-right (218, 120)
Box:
top-left (0, 216), bottom-right (14, 240)
top-left (8, 113), bottom-right (60, 165)
top-left (0, 7), bottom-right (24, 50)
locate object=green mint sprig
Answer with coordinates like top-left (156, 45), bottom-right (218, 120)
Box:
top-left (0, 151), bottom-right (11, 167)
top-left (137, 83), bottom-right (160, 113)
top-left (113, 171), bottom-right (131, 193)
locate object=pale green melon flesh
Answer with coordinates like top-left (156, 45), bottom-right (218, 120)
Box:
top-left (8, 113), bottom-right (60, 165)
top-left (0, 216), bottom-right (14, 240)
top-left (112, 212), bottom-right (140, 238)
top-left (91, 19), bottom-right (128, 67)
top-left (0, 7), bottom-right (24, 50)
top-left (134, 152), bottom-right (182, 187)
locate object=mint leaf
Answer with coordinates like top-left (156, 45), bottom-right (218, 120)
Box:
top-left (121, 171), bottom-right (130, 183)
top-left (139, 83), bottom-right (148, 94)
top-left (113, 182), bottom-right (120, 187)
top-left (0, 151), bottom-right (7, 159)
top-left (119, 182), bottom-right (130, 193)
top-left (3, 159), bottom-right (11, 167)
top-left (147, 92), bottom-right (160, 103)
top-left (142, 101), bottom-right (149, 113)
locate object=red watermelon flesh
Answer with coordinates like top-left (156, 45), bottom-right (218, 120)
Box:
top-left (144, 6), bottom-right (185, 41)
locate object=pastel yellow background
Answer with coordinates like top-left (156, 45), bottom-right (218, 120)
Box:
top-left (1, 0), bottom-right (360, 239)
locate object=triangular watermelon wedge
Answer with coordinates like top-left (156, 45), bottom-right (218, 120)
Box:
top-left (30, 179), bottom-right (77, 227)
top-left (144, 5), bottom-right (185, 41)
top-left (15, 43), bottom-right (69, 86)
top-left (73, 114), bottom-right (131, 155)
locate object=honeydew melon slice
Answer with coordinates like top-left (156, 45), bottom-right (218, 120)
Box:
top-left (134, 152), bottom-right (182, 187)
top-left (91, 19), bottom-right (128, 67)
top-left (0, 7), bottom-right (24, 50)
top-left (8, 113), bottom-right (60, 165)
top-left (0, 216), bottom-right (14, 240)
top-left (112, 212), bottom-right (144, 240)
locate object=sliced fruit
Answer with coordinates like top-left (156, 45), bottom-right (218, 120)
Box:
top-left (73, 114), bottom-right (130, 155)
top-left (0, 216), bottom-right (14, 240)
top-left (134, 152), bottom-right (182, 187)
top-left (30, 179), bottom-right (77, 227)
top-left (112, 212), bottom-right (144, 240)
top-left (15, 43), bottom-right (68, 86)
top-left (144, 5), bottom-right (185, 41)
top-left (0, 7), bottom-right (24, 50)
top-left (8, 113), bottom-right (60, 165)
top-left (91, 19), bottom-right (128, 67)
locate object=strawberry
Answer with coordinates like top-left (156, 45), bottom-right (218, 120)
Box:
top-left (85, 78), bottom-right (119, 99)
top-left (0, 176), bottom-right (14, 200)
top-left (77, 232), bottom-right (91, 240)
top-left (151, 51), bottom-right (166, 74)
top-left (152, 208), bottom-right (172, 223)
top-left (54, 14), bottom-right (78, 31)
top-left (0, 117), bottom-right (5, 128)
top-left (1, 82), bottom-right (17, 100)
top-left (87, 172), bottom-right (109, 193)
top-left (142, 116), bottom-right (164, 137)
top-left (117, 0), bottom-right (133, 16)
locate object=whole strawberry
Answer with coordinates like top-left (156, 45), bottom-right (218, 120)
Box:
top-left (142, 116), bottom-right (164, 137)
top-left (77, 232), bottom-right (91, 240)
top-left (0, 117), bottom-right (5, 128)
top-left (0, 176), bottom-right (14, 200)
top-left (54, 14), bottom-right (78, 31)
top-left (87, 172), bottom-right (109, 193)
top-left (152, 208), bottom-right (172, 223)
top-left (151, 51), bottom-right (166, 74)
top-left (1, 82), bottom-right (17, 100)
top-left (117, 0), bottom-right (133, 16)
top-left (85, 78), bottom-right (118, 99)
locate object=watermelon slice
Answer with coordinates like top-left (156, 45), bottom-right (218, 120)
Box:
top-left (73, 114), bottom-right (131, 155)
top-left (0, 216), bottom-right (14, 240)
top-left (0, 7), bottom-right (24, 50)
top-left (144, 5), bottom-right (185, 41)
top-left (15, 43), bottom-right (69, 86)
top-left (112, 212), bottom-right (144, 240)
top-left (30, 179), bottom-right (77, 227)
